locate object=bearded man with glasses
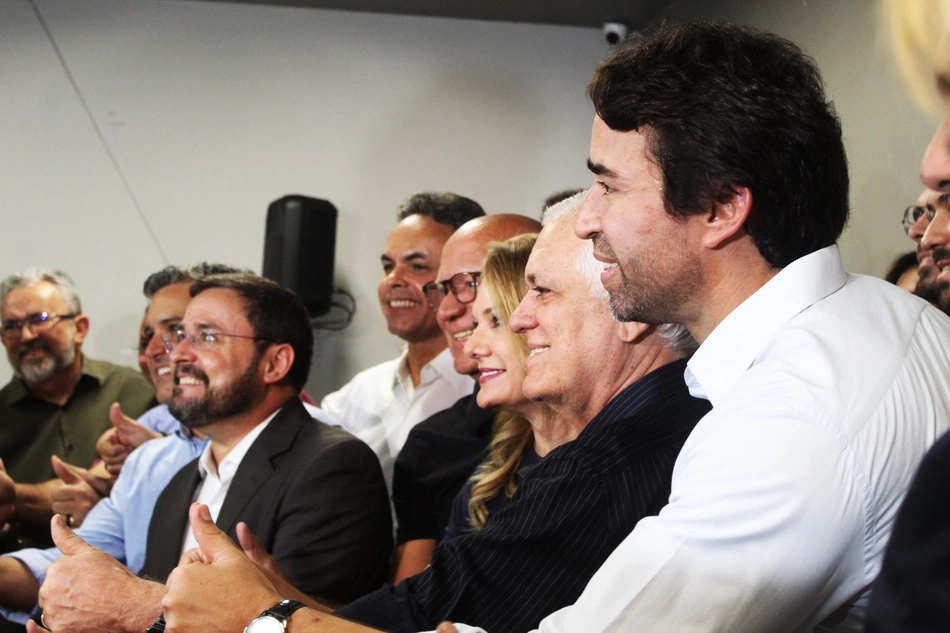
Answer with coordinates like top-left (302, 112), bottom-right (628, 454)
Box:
top-left (0, 268), bottom-right (155, 553)
top-left (903, 189), bottom-right (950, 315)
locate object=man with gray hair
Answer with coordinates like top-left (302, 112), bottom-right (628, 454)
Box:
top-left (0, 268), bottom-right (154, 551)
top-left (153, 193), bottom-right (711, 633)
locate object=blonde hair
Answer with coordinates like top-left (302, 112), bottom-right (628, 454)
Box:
top-left (882, 0), bottom-right (950, 114)
top-left (467, 233), bottom-right (541, 530)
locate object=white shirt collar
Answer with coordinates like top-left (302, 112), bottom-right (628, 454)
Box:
top-left (685, 244), bottom-right (847, 406)
top-left (196, 407), bottom-right (280, 482)
top-left (393, 347), bottom-right (465, 395)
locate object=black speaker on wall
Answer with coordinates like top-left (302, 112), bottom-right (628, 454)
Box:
top-left (262, 195), bottom-right (338, 318)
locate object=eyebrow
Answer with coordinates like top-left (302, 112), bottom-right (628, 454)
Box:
top-left (587, 158), bottom-right (618, 178)
top-left (381, 252), bottom-right (429, 264)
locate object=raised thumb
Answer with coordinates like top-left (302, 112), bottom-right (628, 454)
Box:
top-left (109, 402), bottom-right (135, 430)
top-left (50, 455), bottom-right (81, 485)
top-left (51, 514), bottom-right (95, 556)
top-left (189, 503), bottom-right (239, 563)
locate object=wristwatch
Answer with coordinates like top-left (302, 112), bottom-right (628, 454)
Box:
top-left (244, 599), bottom-right (306, 633)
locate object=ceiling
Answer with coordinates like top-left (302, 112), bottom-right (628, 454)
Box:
top-left (195, 0), bottom-right (677, 29)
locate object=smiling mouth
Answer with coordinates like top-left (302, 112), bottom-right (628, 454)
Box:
top-left (453, 329), bottom-right (473, 341)
top-left (177, 375), bottom-right (205, 386)
top-left (156, 367), bottom-right (171, 377)
top-left (389, 300), bottom-right (418, 308)
top-left (528, 347), bottom-right (549, 357)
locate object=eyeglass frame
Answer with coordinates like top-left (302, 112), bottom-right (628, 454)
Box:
top-left (902, 204), bottom-right (936, 234)
top-left (0, 312), bottom-right (78, 341)
top-left (422, 271), bottom-right (482, 311)
top-left (162, 326), bottom-right (272, 353)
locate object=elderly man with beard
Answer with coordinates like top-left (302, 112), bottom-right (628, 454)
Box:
top-left (0, 269), bottom-right (154, 552)
top-left (33, 272), bottom-right (392, 633)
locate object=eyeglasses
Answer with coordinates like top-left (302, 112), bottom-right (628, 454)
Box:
top-left (423, 272), bottom-right (481, 310)
top-left (0, 312), bottom-right (77, 341)
top-left (163, 327), bottom-right (270, 352)
top-left (903, 204), bottom-right (936, 234)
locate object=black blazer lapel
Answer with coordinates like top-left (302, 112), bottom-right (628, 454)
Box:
top-left (215, 399), bottom-right (307, 535)
top-left (140, 459), bottom-right (201, 583)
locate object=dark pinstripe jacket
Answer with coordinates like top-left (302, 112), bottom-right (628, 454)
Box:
top-left (336, 358), bottom-right (711, 632)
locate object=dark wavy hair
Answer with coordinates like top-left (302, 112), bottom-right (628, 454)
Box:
top-left (396, 192), bottom-right (485, 230)
top-left (588, 21), bottom-right (850, 269)
top-left (191, 272), bottom-right (313, 391)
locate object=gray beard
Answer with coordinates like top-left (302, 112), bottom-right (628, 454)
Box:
top-left (15, 341), bottom-right (76, 384)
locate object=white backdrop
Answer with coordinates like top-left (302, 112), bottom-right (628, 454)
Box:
top-left (0, 0), bottom-right (938, 398)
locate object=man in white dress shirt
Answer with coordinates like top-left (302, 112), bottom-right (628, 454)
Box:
top-left (321, 193), bottom-right (483, 492)
top-left (538, 21), bottom-right (950, 633)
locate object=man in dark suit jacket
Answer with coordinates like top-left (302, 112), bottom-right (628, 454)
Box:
top-left (34, 272), bottom-right (392, 633)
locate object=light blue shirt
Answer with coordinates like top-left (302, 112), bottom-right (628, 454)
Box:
top-left (138, 403), bottom-right (182, 435)
top-left (0, 406), bottom-right (206, 623)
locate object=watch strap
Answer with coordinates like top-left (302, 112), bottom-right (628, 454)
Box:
top-left (262, 599), bottom-right (305, 623)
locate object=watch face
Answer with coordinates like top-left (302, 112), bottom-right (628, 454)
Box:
top-left (245, 616), bottom-right (285, 633)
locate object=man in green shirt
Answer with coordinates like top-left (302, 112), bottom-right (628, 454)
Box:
top-left (0, 268), bottom-right (154, 550)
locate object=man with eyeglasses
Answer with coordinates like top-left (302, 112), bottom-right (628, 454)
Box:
top-left (390, 213), bottom-right (541, 583)
top-left (320, 193), bottom-right (484, 498)
top-left (903, 189), bottom-right (950, 315)
top-left (0, 268), bottom-right (154, 552)
top-left (35, 272), bottom-right (392, 633)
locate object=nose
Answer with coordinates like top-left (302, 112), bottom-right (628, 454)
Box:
top-left (508, 297), bottom-right (537, 334)
top-left (168, 334), bottom-right (197, 365)
top-left (922, 116), bottom-right (950, 193)
top-left (438, 291), bottom-right (466, 323)
top-left (384, 263), bottom-right (409, 288)
top-left (574, 187), bottom-right (602, 240)
top-left (17, 322), bottom-right (39, 343)
top-left (908, 214), bottom-right (931, 243)
top-left (144, 330), bottom-right (168, 359)
top-left (463, 325), bottom-right (488, 360)
top-left (921, 208), bottom-right (950, 250)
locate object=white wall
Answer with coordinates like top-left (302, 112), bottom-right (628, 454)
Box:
top-left (0, 0), bottom-right (604, 398)
top-left (0, 0), bottom-right (938, 398)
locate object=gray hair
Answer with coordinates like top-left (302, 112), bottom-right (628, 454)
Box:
top-left (0, 268), bottom-right (82, 314)
top-left (143, 263), bottom-right (244, 299)
top-left (541, 191), bottom-right (698, 356)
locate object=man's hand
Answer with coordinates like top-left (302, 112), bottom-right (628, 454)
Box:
top-left (0, 459), bottom-right (16, 528)
top-left (49, 456), bottom-right (112, 528)
top-left (38, 514), bottom-right (164, 633)
top-left (163, 504), bottom-right (282, 633)
top-left (96, 403), bottom-right (161, 476)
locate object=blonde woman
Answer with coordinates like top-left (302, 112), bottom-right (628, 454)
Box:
top-left (444, 233), bottom-right (577, 538)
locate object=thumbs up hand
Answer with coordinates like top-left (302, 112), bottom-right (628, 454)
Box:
top-left (163, 504), bottom-right (282, 633)
top-left (50, 456), bottom-right (112, 528)
top-left (39, 514), bottom-right (166, 633)
top-left (96, 403), bottom-right (162, 476)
